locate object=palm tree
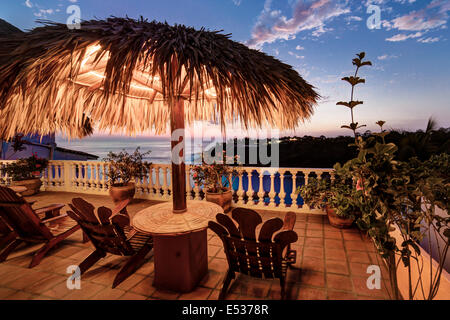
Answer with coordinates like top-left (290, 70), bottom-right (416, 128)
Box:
top-left (398, 117), bottom-right (438, 161)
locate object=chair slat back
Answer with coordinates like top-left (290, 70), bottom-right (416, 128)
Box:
top-left (67, 198), bottom-right (134, 256)
top-left (0, 186), bottom-right (52, 240)
top-left (209, 209), bottom-right (298, 279)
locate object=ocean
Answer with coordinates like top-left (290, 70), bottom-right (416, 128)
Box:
top-left (56, 135), bottom-right (306, 206)
top-left (56, 135), bottom-right (217, 164)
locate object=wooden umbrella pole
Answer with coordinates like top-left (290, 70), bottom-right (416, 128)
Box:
top-left (170, 98), bottom-right (187, 213)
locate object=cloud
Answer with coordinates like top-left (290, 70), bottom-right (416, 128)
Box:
top-left (384, 0), bottom-right (450, 42)
top-left (246, 0), bottom-right (350, 48)
top-left (295, 45), bottom-right (305, 50)
top-left (346, 15), bottom-right (362, 22)
top-left (24, 0), bottom-right (33, 8)
top-left (386, 32), bottom-right (423, 42)
top-left (33, 8), bottom-right (55, 18)
top-left (232, 0), bottom-right (242, 5)
top-left (417, 36), bottom-right (440, 43)
top-left (288, 51), bottom-right (305, 59)
top-left (377, 54), bottom-right (399, 60)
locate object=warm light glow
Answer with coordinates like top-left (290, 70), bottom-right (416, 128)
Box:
top-left (81, 44), bottom-right (102, 68)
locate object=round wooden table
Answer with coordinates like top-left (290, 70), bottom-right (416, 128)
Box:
top-left (132, 200), bottom-right (223, 292)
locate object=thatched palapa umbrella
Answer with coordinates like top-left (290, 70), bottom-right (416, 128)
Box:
top-left (0, 17), bottom-right (319, 213)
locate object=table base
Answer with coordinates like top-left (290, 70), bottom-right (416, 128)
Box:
top-left (152, 229), bottom-right (208, 293)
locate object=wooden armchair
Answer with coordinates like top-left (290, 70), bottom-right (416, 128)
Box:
top-left (0, 186), bottom-right (82, 267)
top-left (209, 208), bottom-right (298, 300)
top-left (67, 198), bottom-right (153, 288)
top-left (0, 216), bottom-right (15, 250)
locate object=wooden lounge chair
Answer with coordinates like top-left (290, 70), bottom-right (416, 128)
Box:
top-left (209, 208), bottom-right (298, 300)
top-left (67, 198), bottom-right (153, 288)
top-left (0, 186), bottom-right (82, 267)
top-left (0, 216), bottom-right (15, 250)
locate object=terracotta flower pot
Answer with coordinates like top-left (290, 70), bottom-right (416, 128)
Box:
top-left (109, 182), bottom-right (135, 203)
top-left (11, 178), bottom-right (42, 196)
top-left (326, 206), bottom-right (354, 229)
top-left (205, 188), bottom-right (232, 213)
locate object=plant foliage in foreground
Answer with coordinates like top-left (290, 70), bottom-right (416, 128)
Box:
top-left (334, 52), bottom-right (450, 300)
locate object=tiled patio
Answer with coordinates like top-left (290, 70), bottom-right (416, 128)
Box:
top-left (0, 192), bottom-right (393, 300)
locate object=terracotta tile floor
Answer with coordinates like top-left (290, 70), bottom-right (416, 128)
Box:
top-left (0, 192), bottom-right (393, 300)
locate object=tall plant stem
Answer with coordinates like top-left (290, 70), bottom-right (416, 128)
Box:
top-left (387, 252), bottom-right (400, 299)
top-left (350, 66), bottom-right (360, 139)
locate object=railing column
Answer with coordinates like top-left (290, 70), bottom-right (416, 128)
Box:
top-left (257, 169), bottom-right (265, 208)
top-left (186, 167), bottom-right (193, 200)
top-left (303, 171), bottom-right (311, 211)
top-left (279, 170), bottom-right (286, 208)
top-left (236, 169), bottom-right (245, 205)
top-left (268, 170), bottom-right (276, 208)
top-left (247, 170), bottom-right (255, 206)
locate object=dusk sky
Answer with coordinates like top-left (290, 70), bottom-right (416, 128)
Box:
top-left (1, 0), bottom-right (449, 138)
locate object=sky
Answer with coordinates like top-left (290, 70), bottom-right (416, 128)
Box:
top-left (1, 0), bottom-right (449, 139)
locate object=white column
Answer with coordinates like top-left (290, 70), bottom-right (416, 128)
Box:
top-left (279, 169), bottom-right (286, 208)
top-left (257, 169), bottom-right (265, 208)
top-left (236, 169), bottom-right (245, 205)
top-left (267, 169), bottom-right (276, 208)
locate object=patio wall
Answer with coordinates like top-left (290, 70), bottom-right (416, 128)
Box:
top-left (391, 227), bottom-right (450, 300)
top-left (0, 160), bottom-right (333, 214)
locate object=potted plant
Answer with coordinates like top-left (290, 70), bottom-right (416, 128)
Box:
top-left (298, 177), bottom-right (356, 229)
top-left (104, 147), bottom-right (151, 203)
top-left (4, 153), bottom-right (48, 195)
top-left (192, 161), bottom-right (234, 212)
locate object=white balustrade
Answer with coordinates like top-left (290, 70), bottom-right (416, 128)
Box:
top-left (0, 160), bottom-right (332, 214)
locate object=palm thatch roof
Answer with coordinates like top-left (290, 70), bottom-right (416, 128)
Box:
top-left (0, 17), bottom-right (319, 139)
top-left (0, 19), bottom-right (22, 36)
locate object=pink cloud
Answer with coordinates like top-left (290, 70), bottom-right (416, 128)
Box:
top-left (246, 0), bottom-right (350, 48)
top-left (385, 0), bottom-right (449, 42)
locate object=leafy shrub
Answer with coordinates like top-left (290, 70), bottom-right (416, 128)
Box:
top-left (4, 154), bottom-right (48, 181)
top-left (103, 147), bottom-right (152, 186)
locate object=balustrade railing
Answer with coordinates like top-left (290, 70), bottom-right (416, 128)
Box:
top-left (0, 160), bottom-right (333, 214)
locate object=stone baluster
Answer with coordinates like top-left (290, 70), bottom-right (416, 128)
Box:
top-left (154, 166), bottom-right (161, 198)
top-left (88, 163), bottom-right (95, 190)
top-left (161, 166), bottom-right (169, 199)
top-left (247, 169), bottom-right (255, 206)
top-left (57, 163), bottom-right (64, 187)
top-left (268, 170), bottom-right (277, 208)
top-left (236, 169), bottom-right (245, 205)
top-left (95, 163), bottom-right (101, 192)
top-left (303, 170), bottom-right (311, 211)
top-left (257, 169), bottom-right (265, 208)
top-left (148, 167), bottom-right (154, 196)
top-left (185, 167), bottom-right (193, 200)
top-left (140, 168), bottom-right (149, 197)
top-left (279, 169), bottom-right (287, 208)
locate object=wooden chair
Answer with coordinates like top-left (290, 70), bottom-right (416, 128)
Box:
top-left (67, 198), bottom-right (153, 288)
top-left (209, 208), bottom-right (298, 300)
top-left (0, 216), bottom-right (15, 250)
top-left (0, 186), bottom-right (82, 267)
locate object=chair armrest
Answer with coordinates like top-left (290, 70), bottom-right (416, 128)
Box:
top-left (35, 204), bottom-right (65, 215)
top-left (42, 213), bottom-right (69, 224)
top-left (112, 199), bottom-right (131, 216)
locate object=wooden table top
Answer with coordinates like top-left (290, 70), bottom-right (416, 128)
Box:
top-left (132, 200), bottom-right (224, 236)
